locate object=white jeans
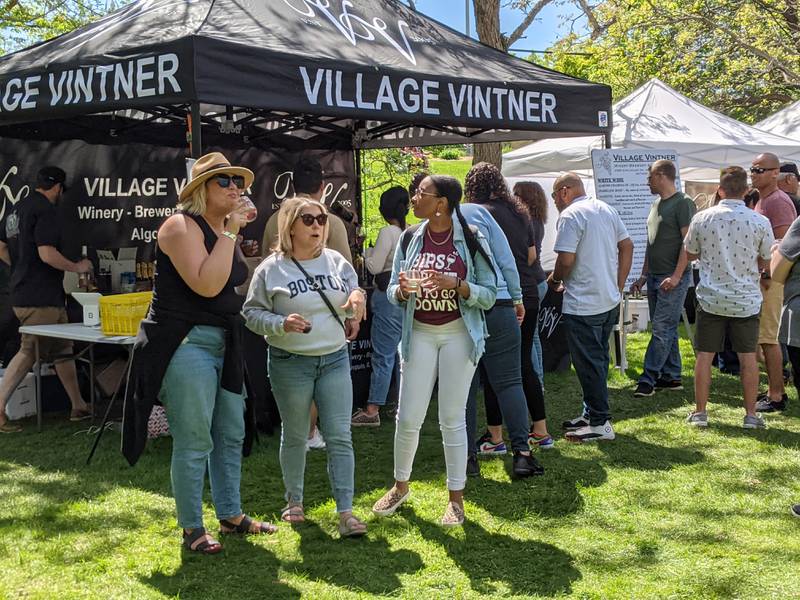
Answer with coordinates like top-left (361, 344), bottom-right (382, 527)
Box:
top-left (394, 319), bottom-right (477, 491)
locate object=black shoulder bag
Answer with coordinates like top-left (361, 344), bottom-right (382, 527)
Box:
top-left (290, 256), bottom-right (345, 331)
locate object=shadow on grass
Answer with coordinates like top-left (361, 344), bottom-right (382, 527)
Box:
top-left (595, 433), bottom-right (704, 470)
top-left (711, 422), bottom-right (800, 448)
top-left (281, 520), bottom-right (423, 595)
top-left (466, 451), bottom-right (606, 520)
top-left (143, 536), bottom-right (300, 600)
top-left (404, 507), bottom-right (581, 596)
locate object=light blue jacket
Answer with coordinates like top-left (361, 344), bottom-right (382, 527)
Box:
top-left (459, 203), bottom-right (522, 303)
top-left (387, 216), bottom-right (497, 364)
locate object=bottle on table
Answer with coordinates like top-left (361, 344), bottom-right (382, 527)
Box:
top-left (77, 246), bottom-right (97, 291)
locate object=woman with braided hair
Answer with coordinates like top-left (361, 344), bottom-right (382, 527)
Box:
top-left (372, 174), bottom-right (497, 527)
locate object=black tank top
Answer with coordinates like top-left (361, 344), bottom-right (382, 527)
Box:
top-left (151, 213), bottom-right (248, 316)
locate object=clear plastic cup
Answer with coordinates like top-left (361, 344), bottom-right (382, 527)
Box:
top-left (241, 196), bottom-right (258, 223)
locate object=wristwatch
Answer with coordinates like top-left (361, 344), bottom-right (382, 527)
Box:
top-left (761, 271), bottom-right (771, 280)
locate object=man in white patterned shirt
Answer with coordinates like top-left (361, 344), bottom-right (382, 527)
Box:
top-left (683, 166), bottom-right (774, 428)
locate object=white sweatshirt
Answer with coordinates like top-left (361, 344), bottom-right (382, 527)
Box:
top-left (243, 249), bottom-right (358, 356)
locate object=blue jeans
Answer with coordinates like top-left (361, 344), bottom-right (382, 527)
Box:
top-left (268, 346), bottom-right (355, 512)
top-left (466, 304), bottom-right (531, 454)
top-left (159, 325), bottom-right (246, 529)
top-left (639, 272), bottom-right (690, 386)
top-left (531, 280), bottom-right (548, 381)
top-left (368, 289), bottom-right (403, 406)
top-left (564, 307), bottom-right (619, 426)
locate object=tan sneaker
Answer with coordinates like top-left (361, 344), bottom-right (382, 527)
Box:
top-left (372, 487), bottom-right (410, 516)
top-left (441, 501), bottom-right (465, 527)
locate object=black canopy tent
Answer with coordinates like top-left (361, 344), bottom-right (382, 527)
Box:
top-left (0, 0), bottom-right (612, 154)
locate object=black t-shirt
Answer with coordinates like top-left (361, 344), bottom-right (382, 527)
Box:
top-left (481, 201), bottom-right (538, 303)
top-left (531, 219), bottom-right (547, 284)
top-left (0, 191), bottom-right (64, 307)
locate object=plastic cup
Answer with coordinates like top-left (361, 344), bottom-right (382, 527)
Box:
top-left (241, 196), bottom-right (257, 223)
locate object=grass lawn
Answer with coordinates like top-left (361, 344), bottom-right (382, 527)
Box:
top-left (1, 332), bottom-right (799, 599)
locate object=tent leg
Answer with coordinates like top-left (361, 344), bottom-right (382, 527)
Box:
top-left (190, 102), bottom-right (202, 158)
top-left (604, 131), bottom-right (612, 149)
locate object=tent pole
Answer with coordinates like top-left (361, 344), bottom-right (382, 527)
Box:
top-left (604, 131), bottom-right (612, 149)
top-left (190, 102), bottom-right (202, 158)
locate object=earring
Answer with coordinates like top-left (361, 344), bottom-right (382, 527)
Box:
top-left (435, 210), bottom-right (441, 217)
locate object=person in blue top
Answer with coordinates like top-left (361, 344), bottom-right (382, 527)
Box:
top-left (371, 174), bottom-right (496, 527)
top-left (459, 201), bottom-right (544, 479)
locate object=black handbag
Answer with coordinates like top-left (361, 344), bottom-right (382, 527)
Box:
top-left (374, 271), bottom-right (391, 291)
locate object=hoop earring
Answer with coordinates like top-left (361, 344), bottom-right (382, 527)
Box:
top-left (435, 210), bottom-right (441, 217)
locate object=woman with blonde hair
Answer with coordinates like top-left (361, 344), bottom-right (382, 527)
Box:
top-left (243, 196), bottom-right (368, 537)
top-left (122, 152), bottom-right (276, 555)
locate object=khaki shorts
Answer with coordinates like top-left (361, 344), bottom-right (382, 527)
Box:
top-left (13, 306), bottom-right (73, 361)
top-left (695, 307), bottom-right (760, 354)
top-left (758, 281), bottom-right (783, 345)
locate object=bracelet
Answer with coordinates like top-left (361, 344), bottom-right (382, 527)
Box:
top-left (397, 288), bottom-right (410, 302)
top-left (551, 277), bottom-right (562, 285)
top-left (220, 231), bottom-right (237, 242)
top-left (512, 298), bottom-right (523, 306)
top-left (455, 277), bottom-right (462, 290)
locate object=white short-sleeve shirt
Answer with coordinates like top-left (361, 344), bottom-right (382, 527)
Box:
top-left (554, 196), bottom-right (630, 316)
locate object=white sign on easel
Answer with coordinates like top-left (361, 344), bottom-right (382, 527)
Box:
top-left (591, 149), bottom-right (681, 288)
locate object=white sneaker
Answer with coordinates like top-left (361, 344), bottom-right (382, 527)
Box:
top-left (565, 420), bottom-right (615, 442)
top-left (306, 428), bottom-right (326, 451)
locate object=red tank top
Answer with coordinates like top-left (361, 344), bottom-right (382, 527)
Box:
top-left (412, 227), bottom-right (466, 326)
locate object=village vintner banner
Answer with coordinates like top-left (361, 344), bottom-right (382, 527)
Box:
top-left (0, 139), bottom-right (355, 261)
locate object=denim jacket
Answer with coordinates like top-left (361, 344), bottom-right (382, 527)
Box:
top-left (387, 217), bottom-right (497, 364)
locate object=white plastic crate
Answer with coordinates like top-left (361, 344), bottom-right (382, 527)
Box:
top-left (1, 370), bottom-right (36, 420)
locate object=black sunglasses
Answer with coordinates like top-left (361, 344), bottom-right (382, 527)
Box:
top-left (298, 213), bottom-right (328, 226)
top-left (750, 167), bottom-right (777, 175)
top-left (212, 173), bottom-right (246, 189)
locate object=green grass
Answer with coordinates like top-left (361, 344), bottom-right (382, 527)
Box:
top-left (1, 333), bottom-right (800, 599)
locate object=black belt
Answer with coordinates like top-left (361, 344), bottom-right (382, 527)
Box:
top-left (493, 299), bottom-right (515, 308)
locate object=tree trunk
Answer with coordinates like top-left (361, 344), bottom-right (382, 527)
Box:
top-left (472, 0), bottom-right (506, 168)
top-left (472, 143), bottom-right (503, 168)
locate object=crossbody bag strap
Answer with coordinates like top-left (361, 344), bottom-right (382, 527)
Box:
top-left (290, 256), bottom-right (346, 331)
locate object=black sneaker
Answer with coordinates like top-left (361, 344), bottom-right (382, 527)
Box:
top-left (654, 378), bottom-right (683, 391)
top-left (633, 382), bottom-right (655, 397)
top-left (512, 452), bottom-right (544, 478)
top-left (466, 454), bottom-right (480, 477)
top-left (562, 415), bottom-right (589, 430)
top-left (755, 393), bottom-right (788, 413)
top-left (791, 504), bottom-right (800, 519)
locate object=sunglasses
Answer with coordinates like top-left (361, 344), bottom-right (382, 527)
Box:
top-left (298, 213), bottom-right (328, 226)
top-left (750, 167), bottom-right (777, 175)
top-left (212, 173), bottom-right (247, 189)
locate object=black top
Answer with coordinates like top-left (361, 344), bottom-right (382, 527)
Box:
top-left (0, 191), bottom-right (64, 307)
top-left (151, 213), bottom-right (248, 317)
top-left (122, 212), bottom-right (252, 467)
top-left (531, 219), bottom-right (547, 284)
top-left (480, 201), bottom-right (539, 304)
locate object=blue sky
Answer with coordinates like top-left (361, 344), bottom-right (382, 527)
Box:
top-left (410, 0), bottom-right (583, 54)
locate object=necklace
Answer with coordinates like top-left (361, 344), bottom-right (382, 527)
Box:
top-left (426, 226), bottom-right (453, 246)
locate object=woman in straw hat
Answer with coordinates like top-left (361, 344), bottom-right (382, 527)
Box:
top-left (123, 152), bottom-right (276, 554)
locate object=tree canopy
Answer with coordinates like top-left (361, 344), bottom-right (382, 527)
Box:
top-left (0, 0), bottom-right (122, 54)
top-left (538, 0), bottom-right (800, 123)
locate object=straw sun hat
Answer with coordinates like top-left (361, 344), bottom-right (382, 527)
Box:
top-left (178, 152), bottom-right (254, 202)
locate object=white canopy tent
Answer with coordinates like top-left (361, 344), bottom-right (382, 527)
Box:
top-left (503, 78), bottom-right (800, 269)
top-left (756, 100), bottom-right (800, 140)
top-left (503, 78), bottom-right (800, 182)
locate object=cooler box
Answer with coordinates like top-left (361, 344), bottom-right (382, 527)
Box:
top-left (627, 298), bottom-right (651, 332)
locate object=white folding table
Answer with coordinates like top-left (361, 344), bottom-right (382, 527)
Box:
top-left (17, 323), bottom-right (136, 462)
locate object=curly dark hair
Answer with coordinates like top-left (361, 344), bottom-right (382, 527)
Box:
top-left (512, 181), bottom-right (548, 224)
top-left (464, 162), bottom-right (530, 220)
